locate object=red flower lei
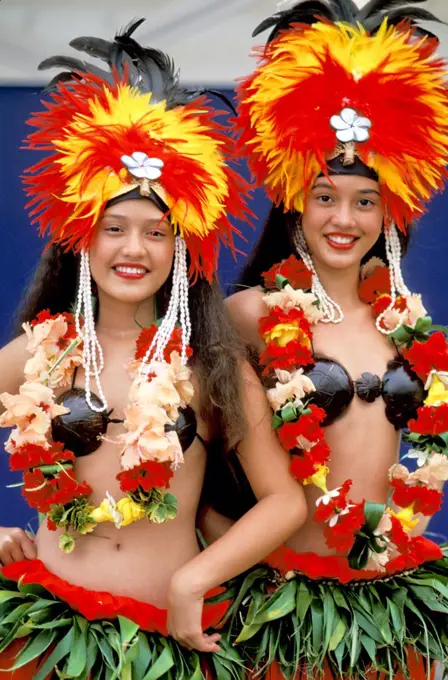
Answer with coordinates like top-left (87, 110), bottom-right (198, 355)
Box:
top-left (260, 256), bottom-right (448, 570)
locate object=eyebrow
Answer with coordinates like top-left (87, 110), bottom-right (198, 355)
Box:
top-left (102, 214), bottom-right (169, 224)
top-left (311, 182), bottom-right (380, 196)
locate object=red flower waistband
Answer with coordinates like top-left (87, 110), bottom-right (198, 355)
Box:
top-left (263, 536), bottom-right (442, 583)
top-left (1, 560), bottom-right (230, 635)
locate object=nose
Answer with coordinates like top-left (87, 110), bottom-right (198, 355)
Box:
top-left (330, 201), bottom-right (356, 230)
top-left (121, 228), bottom-right (147, 258)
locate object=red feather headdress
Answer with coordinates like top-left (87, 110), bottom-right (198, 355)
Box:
top-left (236, 11), bottom-right (448, 229)
top-left (24, 23), bottom-right (251, 281)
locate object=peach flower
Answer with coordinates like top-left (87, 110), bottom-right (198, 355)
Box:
top-left (267, 368), bottom-right (315, 411)
top-left (263, 285), bottom-right (323, 323)
top-left (360, 257), bottom-right (386, 279)
top-left (23, 317), bottom-right (82, 388)
top-left (23, 316), bottom-right (69, 356)
top-left (405, 294), bottom-right (427, 328)
top-left (119, 403), bottom-right (183, 470)
top-left (0, 382), bottom-right (68, 449)
top-left (381, 307), bottom-right (403, 332)
top-left (412, 453), bottom-right (448, 488)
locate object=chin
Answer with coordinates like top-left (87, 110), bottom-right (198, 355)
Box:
top-left (314, 253), bottom-right (361, 271)
top-left (99, 282), bottom-right (159, 305)
top-left (312, 243), bottom-right (370, 271)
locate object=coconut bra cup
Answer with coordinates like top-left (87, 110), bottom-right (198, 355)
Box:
top-left (304, 355), bottom-right (425, 429)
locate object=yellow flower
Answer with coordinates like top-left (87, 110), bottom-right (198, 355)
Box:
top-left (90, 495), bottom-right (145, 528)
top-left (116, 497), bottom-right (146, 526)
top-left (388, 505), bottom-right (420, 533)
top-left (304, 464), bottom-right (329, 493)
top-left (89, 499), bottom-right (117, 525)
top-left (425, 374), bottom-right (448, 406)
top-left (59, 533), bottom-right (75, 553)
top-left (264, 323), bottom-right (311, 348)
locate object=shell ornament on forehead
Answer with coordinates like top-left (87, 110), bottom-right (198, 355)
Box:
top-left (0, 19), bottom-right (251, 552)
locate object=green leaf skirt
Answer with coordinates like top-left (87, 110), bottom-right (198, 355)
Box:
top-left (220, 546), bottom-right (448, 679)
top-left (0, 563), bottom-right (246, 680)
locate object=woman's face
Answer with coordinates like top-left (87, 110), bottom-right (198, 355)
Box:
top-left (301, 174), bottom-right (384, 271)
top-left (89, 198), bottom-right (175, 305)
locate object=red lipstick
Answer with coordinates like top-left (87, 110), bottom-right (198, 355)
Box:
top-left (325, 232), bottom-right (358, 251)
top-left (112, 262), bottom-right (149, 280)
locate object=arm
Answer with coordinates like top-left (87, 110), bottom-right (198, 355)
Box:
top-left (197, 505), bottom-right (236, 545)
top-left (0, 334), bottom-right (37, 563)
top-left (0, 334), bottom-right (30, 411)
top-left (168, 362), bottom-right (307, 651)
top-left (194, 288), bottom-right (270, 546)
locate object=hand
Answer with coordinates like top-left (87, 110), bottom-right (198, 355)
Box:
top-left (0, 527), bottom-right (37, 566)
top-left (167, 571), bottom-right (221, 653)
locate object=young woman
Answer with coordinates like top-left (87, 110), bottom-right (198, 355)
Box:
top-left (202, 0), bottom-right (448, 677)
top-left (0, 21), bottom-right (307, 679)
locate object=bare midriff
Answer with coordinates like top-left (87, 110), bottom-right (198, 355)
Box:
top-left (262, 303), bottom-right (400, 557)
top-left (35, 352), bottom-right (207, 608)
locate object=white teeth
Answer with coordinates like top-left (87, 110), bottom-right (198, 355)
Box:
top-left (327, 235), bottom-right (356, 244)
top-left (115, 266), bottom-right (147, 275)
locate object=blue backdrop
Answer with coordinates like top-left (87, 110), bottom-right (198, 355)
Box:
top-left (0, 86), bottom-right (447, 542)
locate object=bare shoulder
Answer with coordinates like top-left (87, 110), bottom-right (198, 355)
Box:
top-left (226, 287), bottom-right (268, 349)
top-left (0, 334), bottom-right (29, 396)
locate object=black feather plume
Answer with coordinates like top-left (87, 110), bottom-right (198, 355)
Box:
top-left (365, 6), bottom-right (444, 34)
top-left (38, 18), bottom-right (205, 110)
top-left (359, 0), bottom-right (427, 18)
top-left (69, 37), bottom-right (111, 62)
top-left (253, 0), bottom-right (442, 43)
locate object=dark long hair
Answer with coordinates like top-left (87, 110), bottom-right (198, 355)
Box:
top-left (15, 244), bottom-right (246, 450)
top-left (238, 203), bottom-right (411, 289)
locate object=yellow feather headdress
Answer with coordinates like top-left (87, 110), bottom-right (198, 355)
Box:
top-left (24, 21), bottom-right (251, 280)
top-left (236, 1), bottom-right (448, 229)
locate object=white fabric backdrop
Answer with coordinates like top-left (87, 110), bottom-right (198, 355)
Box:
top-left (1, 0), bottom-right (448, 86)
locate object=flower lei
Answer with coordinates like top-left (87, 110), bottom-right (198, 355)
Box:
top-left (0, 311), bottom-right (193, 553)
top-left (260, 255), bottom-right (448, 571)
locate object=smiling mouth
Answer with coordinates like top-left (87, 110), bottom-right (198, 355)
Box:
top-left (112, 264), bottom-right (149, 279)
top-left (325, 233), bottom-right (359, 249)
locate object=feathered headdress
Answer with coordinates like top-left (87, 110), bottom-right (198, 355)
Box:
top-left (24, 19), bottom-right (251, 280)
top-left (236, 0), bottom-right (448, 229)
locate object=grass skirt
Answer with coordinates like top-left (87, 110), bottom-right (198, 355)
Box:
top-left (0, 560), bottom-right (245, 680)
top-left (219, 542), bottom-right (448, 679)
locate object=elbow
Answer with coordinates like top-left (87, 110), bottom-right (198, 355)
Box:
top-left (274, 490), bottom-right (308, 534)
top-left (291, 493), bottom-right (308, 530)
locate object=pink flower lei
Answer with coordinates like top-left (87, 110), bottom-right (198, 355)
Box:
top-left (0, 312), bottom-right (194, 553)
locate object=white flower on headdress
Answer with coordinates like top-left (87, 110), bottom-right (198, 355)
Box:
top-left (121, 152), bottom-right (164, 180)
top-left (330, 108), bottom-right (372, 143)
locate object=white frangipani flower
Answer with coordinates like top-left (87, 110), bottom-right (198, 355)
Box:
top-left (330, 108), bottom-right (371, 143)
top-left (121, 152), bottom-right (164, 180)
top-left (407, 449), bottom-right (431, 468)
top-left (327, 504), bottom-right (355, 528)
top-left (105, 491), bottom-right (124, 529)
top-left (316, 487), bottom-right (341, 507)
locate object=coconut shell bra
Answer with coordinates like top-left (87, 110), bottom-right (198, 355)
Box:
top-left (52, 369), bottom-right (203, 458)
top-left (303, 355), bottom-right (424, 429)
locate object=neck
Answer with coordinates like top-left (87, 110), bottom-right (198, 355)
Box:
top-left (313, 261), bottom-right (361, 312)
top-left (95, 292), bottom-right (155, 339)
